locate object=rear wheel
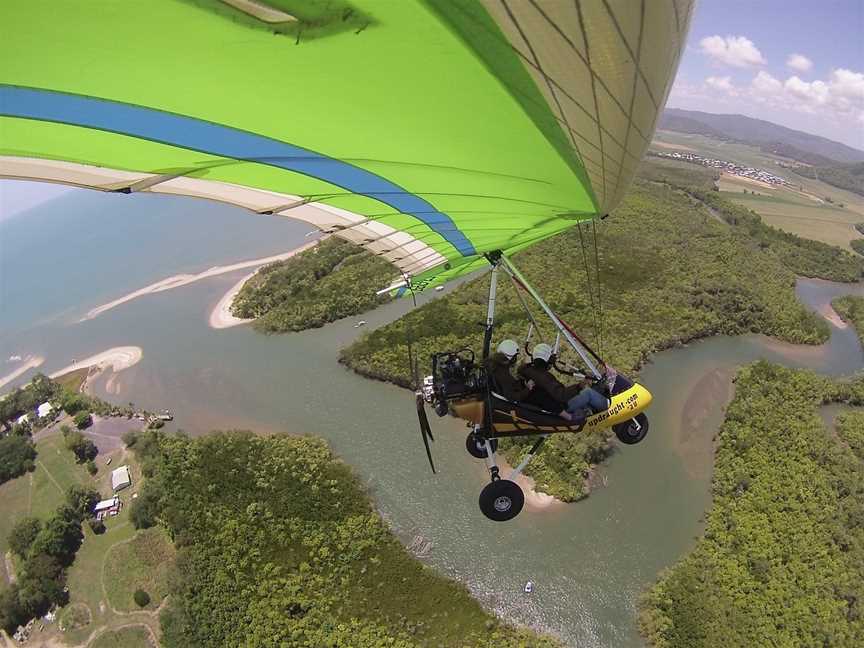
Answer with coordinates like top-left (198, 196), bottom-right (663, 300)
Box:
top-left (466, 433), bottom-right (498, 459)
top-left (479, 479), bottom-right (524, 522)
top-left (613, 413), bottom-right (649, 445)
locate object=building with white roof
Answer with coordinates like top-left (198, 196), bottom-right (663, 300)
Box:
top-left (16, 413), bottom-right (29, 425)
top-left (111, 465), bottom-right (131, 491)
top-left (37, 402), bottom-right (53, 418)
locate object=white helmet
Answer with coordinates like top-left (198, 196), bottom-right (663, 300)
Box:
top-left (531, 343), bottom-right (553, 363)
top-left (497, 339), bottom-right (519, 359)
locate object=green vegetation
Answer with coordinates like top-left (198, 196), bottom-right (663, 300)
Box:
top-left (835, 410), bottom-right (864, 461)
top-left (795, 162), bottom-right (864, 197)
top-left (0, 486), bottom-right (99, 633)
top-left (231, 237), bottom-right (396, 333)
top-left (640, 363), bottom-right (864, 647)
top-left (73, 411), bottom-right (92, 429)
top-left (127, 429), bottom-right (559, 647)
top-left (63, 427), bottom-right (98, 463)
top-left (0, 435), bottom-right (36, 484)
top-left (0, 373), bottom-right (58, 432)
top-left (832, 295), bottom-right (864, 342)
top-left (340, 175), bottom-right (862, 499)
top-left (641, 154), bottom-right (720, 190)
top-left (89, 624), bottom-right (154, 648)
top-left (852, 239), bottom-right (864, 256)
top-left (104, 528), bottom-right (174, 612)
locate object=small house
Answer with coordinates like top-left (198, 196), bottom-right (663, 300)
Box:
top-left (37, 402), bottom-right (53, 418)
top-left (111, 465), bottom-right (131, 491)
top-left (16, 413), bottom-right (29, 426)
top-left (93, 496), bottom-right (121, 520)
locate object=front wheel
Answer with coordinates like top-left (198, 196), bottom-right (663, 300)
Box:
top-left (466, 433), bottom-right (498, 459)
top-left (613, 413), bottom-right (649, 445)
top-left (479, 479), bottom-right (524, 522)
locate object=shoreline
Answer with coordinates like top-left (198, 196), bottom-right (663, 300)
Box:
top-left (208, 239), bottom-right (320, 329)
top-left (48, 346), bottom-right (143, 385)
top-left (83, 244), bottom-right (319, 322)
top-left (0, 355), bottom-right (45, 390)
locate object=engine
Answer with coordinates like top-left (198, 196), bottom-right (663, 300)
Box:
top-left (427, 349), bottom-right (484, 416)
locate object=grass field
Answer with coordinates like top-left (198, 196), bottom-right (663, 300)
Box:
top-left (651, 131), bottom-right (864, 249)
top-left (0, 430), bottom-right (165, 645)
top-left (0, 432), bottom-right (92, 587)
top-left (88, 624), bottom-right (155, 648)
top-left (653, 130), bottom-right (864, 213)
top-left (103, 528), bottom-right (175, 612)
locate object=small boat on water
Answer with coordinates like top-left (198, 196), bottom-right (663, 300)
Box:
top-left (434, 285), bottom-right (444, 292)
top-left (354, 320), bottom-right (367, 328)
top-left (524, 581), bottom-right (534, 594)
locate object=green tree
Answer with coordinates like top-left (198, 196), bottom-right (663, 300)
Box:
top-left (65, 485), bottom-right (99, 520)
top-left (0, 586), bottom-right (27, 634)
top-left (0, 435), bottom-right (36, 484)
top-left (16, 554), bottom-right (65, 617)
top-left (129, 484), bottom-right (162, 530)
top-left (30, 512), bottom-right (82, 565)
top-left (133, 589), bottom-right (150, 607)
top-left (64, 430), bottom-right (97, 463)
top-left (73, 411), bottom-right (92, 430)
top-left (7, 517), bottom-right (42, 558)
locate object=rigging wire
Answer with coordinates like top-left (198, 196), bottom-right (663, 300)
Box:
top-left (591, 218), bottom-right (605, 358)
top-left (576, 222), bottom-right (601, 356)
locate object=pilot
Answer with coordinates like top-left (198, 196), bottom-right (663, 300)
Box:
top-left (485, 339), bottom-right (534, 401)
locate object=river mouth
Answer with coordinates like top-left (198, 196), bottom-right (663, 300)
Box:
top-left (6, 261), bottom-right (862, 647)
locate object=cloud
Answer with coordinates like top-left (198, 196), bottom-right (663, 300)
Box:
top-left (751, 71), bottom-right (783, 94)
top-left (786, 53), bottom-right (813, 73)
top-left (699, 35), bottom-right (766, 68)
top-left (705, 76), bottom-right (735, 93)
top-left (699, 68), bottom-right (864, 125)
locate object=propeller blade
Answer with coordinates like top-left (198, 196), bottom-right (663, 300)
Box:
top-left (415, 393), bottom-right (436, 474)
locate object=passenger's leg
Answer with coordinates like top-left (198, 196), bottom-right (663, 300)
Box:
top-left (567, 388), bottom-right (608, 415)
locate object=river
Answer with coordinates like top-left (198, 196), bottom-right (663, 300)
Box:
top-left (2, 186), bottom-right (862, 647)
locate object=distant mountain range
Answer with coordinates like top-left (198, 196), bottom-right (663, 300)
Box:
top-left (659, 108), bottom-right (864, 165)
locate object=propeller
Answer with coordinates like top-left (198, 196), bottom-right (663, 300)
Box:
top-left (415, 391), bottom-right (436, 474)
top-left (406, 284), bottom-right (436, 474)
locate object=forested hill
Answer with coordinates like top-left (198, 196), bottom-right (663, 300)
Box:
top-left (640, 363), bottom-right (864, 647)
top-left (793, 161), bottom-right (864, 197)
top-left (128, 430), bottom-right (560, 648)
top-left (660, 108), bottom-right (864, 164)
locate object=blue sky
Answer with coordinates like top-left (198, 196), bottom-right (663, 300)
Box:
top-left (670, 0), bottom-right (864, 150)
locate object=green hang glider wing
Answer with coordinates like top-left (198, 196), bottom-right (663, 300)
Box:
top-left (0, 0), bottom-right (692, 290)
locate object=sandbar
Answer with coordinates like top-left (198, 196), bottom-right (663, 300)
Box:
top-left (209, 240), bottom-right (320, 329)
top-left (0, 355), bottom-right (45, 390)
top-left (83, 247), bottom-right (319, 321)
top-left (818, 302), bottom-right (848, 329)
top-left (49, 346), bottom-right (143, 380)
top-left (496, 457), bottom-right (562, 511)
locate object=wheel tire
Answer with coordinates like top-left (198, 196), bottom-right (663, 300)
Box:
top-left (466, 433), bottom-right (498, 459)
top-left (613, 413), bottom-right (649, 445)
top-left (479, 479), bottom-right (524, 522)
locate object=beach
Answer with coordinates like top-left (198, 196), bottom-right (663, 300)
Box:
top-left (49, 346), bottom-right (143, 380)
top-left (83, 244), bottom-right (319, 321)
top-left (0, 355), bottom-right (45, 390)
top-left (209, 239), bottom-right (320, 329)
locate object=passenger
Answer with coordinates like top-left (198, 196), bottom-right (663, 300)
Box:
top-left (485, 339), bottom-right (534, 401)
top-left (518, 343), bottom-right (608, 420)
